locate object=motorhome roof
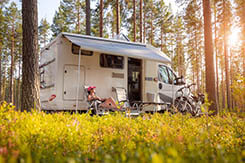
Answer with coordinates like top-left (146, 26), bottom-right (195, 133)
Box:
top-left (62, 32), bottom-right (171, 63)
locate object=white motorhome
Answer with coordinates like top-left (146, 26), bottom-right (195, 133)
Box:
top-left (40, 32), bottom-right (184, 111)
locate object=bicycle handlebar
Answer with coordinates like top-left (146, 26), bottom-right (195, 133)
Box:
top-left (176, 83), bottom-right (196, 97)
top-left (177, 83), bottom-right (195, 92)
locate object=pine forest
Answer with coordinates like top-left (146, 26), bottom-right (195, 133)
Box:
top-left (0, 0), bottom-right (244, 162)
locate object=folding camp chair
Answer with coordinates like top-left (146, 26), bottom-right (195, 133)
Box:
top-left (84, 86), bottom-right (110, 115)
top-left (112, 87), bottom-right (141, 116)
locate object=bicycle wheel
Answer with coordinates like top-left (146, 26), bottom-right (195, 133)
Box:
top-left (174, 98), bottom-right (194, 115)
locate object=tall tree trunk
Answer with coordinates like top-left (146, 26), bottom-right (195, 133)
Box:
top-left (229, 49), bottom-right (234, 110)
top-left (202, 0), bottom-right (218, 114)
top-left (99, 0), bottom-right (103, 37)
top-left (221, 67), bottom-right (226, 109)
top-left (2, 75), bottom-right (6, 101)
top-left (223, 0), bottom-right (231, 110)
top-left (160, 25), bottom-right (163, 51)
top-left (195, 30), bottom-right (200, 93)
top-left (221, 63), bottom-right (226, 109)
top-left (13, 78), bottom-right (16, 105)
top-left (85, 0), bottom-right (91, 35)
top-left (16, 58), bottom-right (21, 109)
top-left (76, 0), bottom-right (80, 33)
top-left (143, 8), bottom-right (146, 43)
top-left (116, 0), bottom-right (120, 35)
top-left (139, 0), bottom-right (143, 43)
top-left (243, 47), bottom-right (245, 77)
top-left (9, 24), bottom-right (15, 103)
top-left (201, 65), bottom-right (205, 93)
top-left (193, 65), bottom-right (195, 85)
top-left (0, 45), bottom-right (2, 101)
top-left (196, 54), bottom-right (200, 93)
top-left (150, 12), bottom-right (153, 45)
top-left (22, 0), bottom-right (40, 111)
top-left (133, 0), bottom-right (136, 42)
top-left (214, 4), bottom-right (219, 111)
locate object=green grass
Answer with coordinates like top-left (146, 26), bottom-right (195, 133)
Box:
top-left (0, 102), bottom-right (244, 162)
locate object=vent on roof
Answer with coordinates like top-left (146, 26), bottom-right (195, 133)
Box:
top-left (113, 34), bottom-right (130, 42)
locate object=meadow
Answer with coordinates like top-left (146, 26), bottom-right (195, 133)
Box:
top-left (0, 102), bottom-right (244, 163)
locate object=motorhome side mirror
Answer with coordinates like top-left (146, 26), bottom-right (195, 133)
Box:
top-left (159, 83), bottom-right (162, 89)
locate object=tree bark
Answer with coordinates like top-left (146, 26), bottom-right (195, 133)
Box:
top-left (116, 0), bottom-right (120, 35)
top-left (223, 0), bottom-right (231, 110)
top-left (202, 0), bottom-right (218, 114)
top-left (243, 2), bottom-right (245, 78)
top-left (22, 0), bottom-right (40, 111)
top-left (243, 47), bottom-right (245, 77)
top-left (133, 0), bottom-right (136, 42)
top-left (86, 0), bottom-right (91, 35)
top-left (9, 23), bottom-right (15, 103)
top-left (221, 67), bottom-right (226, 109)
top-left (2, 75), bottom-right (6, 101)
top-left (139, 0), bottom-right (143, 43)
top-left (76, 0), bottom-right (80, 33)
top-left (99, 0), bottom-right (103, 37)
top-left (160, 25), bottom-right (163, 51)
top-left (16, 58), bottom-right (21, 109)
top-left (150, 12), bottom-right (153, 45)
top-left (229, 49), bottom-right (234, 110)
top-left (214, 4), bottom-right (219, 111)
top-left (0, 45), bottom-right (2, 101)
top-left (143, 7), bottom-right (146, 43)
top-left (195, 30), bottom-right (200, 93)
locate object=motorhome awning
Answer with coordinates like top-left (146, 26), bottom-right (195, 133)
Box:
top-left (62, 33), bottom-right (171, 63)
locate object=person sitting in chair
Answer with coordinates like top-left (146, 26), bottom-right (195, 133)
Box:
top-left (87, 86), bottom-right (105, 102)
top-left (87, 86), bottom-right (118, 110)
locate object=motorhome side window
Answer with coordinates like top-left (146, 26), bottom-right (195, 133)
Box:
top-left (167, 68), bottom-right (177, 84)
top-left (158, 65), bottom-right (169, 84)
top-left (72, 43), bottom-right (93, 56)
top-left (100, 54), bottom-right (124, 69)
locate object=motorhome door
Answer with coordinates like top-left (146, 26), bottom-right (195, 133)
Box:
top-left (128, 58), bottom-right (142, 102)
top-left (63, 65), bottom-right (85, 101)
top-left (157, 65), bottom-right (177, 103)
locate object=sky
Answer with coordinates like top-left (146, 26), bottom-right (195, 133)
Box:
top-left (12, 0), bottom-right (60, 24)
top-left (11, 0), bottom-right (177, 25)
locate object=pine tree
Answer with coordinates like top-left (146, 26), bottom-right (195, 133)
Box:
top-left (38, 18), bottom-right (50, 48)
top-left (184, 0), bottom-right (204, 92)
top-left (212, 0), bottom-right (220, 110)
top-left (51, 0), bottom-right (86, 37)
top-left (51, 9), bottom-right (68, 37)
top-left (139, 0), bottom-right (143, 42)
top-left (0, 1), bottom-right (8, 101)
top-left (173, 16), bottom-right (186, 77)
top-left (5, 2), bottom-right (21, 103)
top-left (214, 0), bottom-right (233, 109)
top-left (234, 0), bottom-right (245, 77)
top-left (133, 0), bottom-right (136, 42)
top-left (99, 0), bottom-right (103, 37)
top-left (203, 0), bottom-right (218, 114)
top-left (22, 0), bottom-right (40, 111)
top-left (85, 0), bottom-right (91, 35)
top-left (116, 0), bottom-right (120, 35)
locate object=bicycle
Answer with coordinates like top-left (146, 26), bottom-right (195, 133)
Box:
top-left (173, 83), bottom-right (204, 116)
